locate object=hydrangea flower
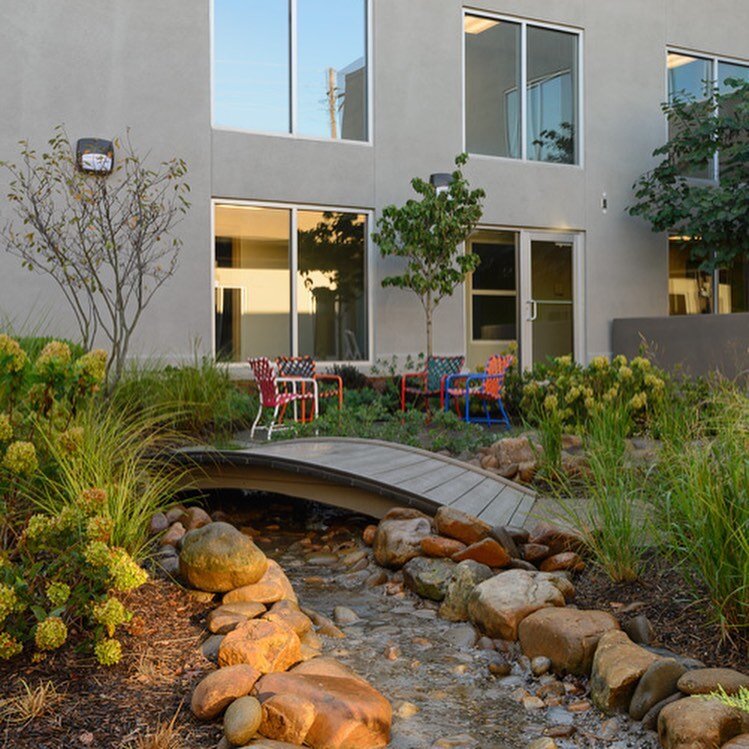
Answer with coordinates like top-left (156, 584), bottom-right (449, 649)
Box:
top-left (35, 616), bottom-right (68, 651)
top-left (46, 581), bottom-right (71, 608)
top-left (83, 540), bottom-right (112, 569)
top-left (75, 349), bottom-right (108, 383)
top-left (0, 583), bottom-right (21, 625)
top-left (0, 631), bottom-right (23, 660)
top-left (0, 414), bottom-right (12, 443)
top-left (590, 355), bottom-right (609, 370)
top-left (2, 441), bottom-right (38, 476)
top-left (0, 334), bottom-right (28, 374)
top-left (78, 488), bottom-right (107, 513)
top-left (24, 513), bottom-right (54, 543)
top-left (629, 392), bottom-right (648, 410)
top-left (108, 550), bottom-right (148, 592)
top-left (36, 341), bottom-right (72, 369)
top-left (94, 637), bottom-right (122, 666)
top-left (86, 515), bottom-right (114, 543)
top-left (543, 394), bottom-right (558, 412)
top-left (92, 597), bottom-right (132, 637)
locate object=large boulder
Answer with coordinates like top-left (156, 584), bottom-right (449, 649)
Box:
top-left (256, 657), bottom-right (392, 749)
top-left (434, 507), bottom-right (491, 546)
top-left (373, 516), bottom-right (431, 569)
top-left (402, 557), bottom-right (456, 601)
top-left (518, 608), bottom-right (620, 676)
top-left (179, 522), bottom-right (268, 593)
top-left (629, 658), bottom-right (687, 721)
top-left (590, 630), bottom-right (661, 714)
top-left (494, 437), bottom-right (536, 467)
top-left (438, 560), bottom-right (494, 622)
top-left (467, 569), bottom-right (574, 640)
top-left (218, 619), bottom-right (301, 674)
top-left (677, 667), bottom-right (749, 696)
top-left (191, 664), bottom-right (261, 720)
top-left (658, 696), bottom-right (748, 749)
top-left (223, 560), bottom-right (297, 605)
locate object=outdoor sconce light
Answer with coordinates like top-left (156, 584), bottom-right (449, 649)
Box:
top-left (76, 138), bottom-right (114, 175)
top-left (430, 172), bottom-right (453, 195)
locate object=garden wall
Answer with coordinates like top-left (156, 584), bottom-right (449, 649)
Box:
top-left (612, 313), bottom-right (749, 378)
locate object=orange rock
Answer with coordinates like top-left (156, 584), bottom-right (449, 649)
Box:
top-left (434, 506), bottom-right (491, 546)
top-left (420, 536), bottom-right (467, 558)
top-left (218, 619), bottom-right (301, 674)
top-left (256, 658), bottom-right (391, 749)
top-left (362, 525), bottom-right (377, 546)
top-left (528, 523), bottom-right (584, 555)
top-left (190, 664), bottom-right (261, 720)
top-left (521, 543), bottom-right (550, 564)
top-left (452, 538), bottom-right (510, 567)
top-left (540, 552), bottom-right (585, 573)
top-left (260, 693), bottom-right (317, 744)
top-left (263, 600), bottom-right (312, 637)
top-left (223, 560), bottom-right (297, 605)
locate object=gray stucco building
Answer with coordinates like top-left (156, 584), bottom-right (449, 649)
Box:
top-left (1, 1), bottom-right (747, 373)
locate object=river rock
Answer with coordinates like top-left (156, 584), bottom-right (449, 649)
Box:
top-left (518, 608), bottom-right (620, 676)
top-left (677, 667), bottom-right (749, 696)
top-left (162, 521), bottom-right (186, 547)
top-left (452, 538), bottom-right (510, 567)
top-left (403, 557), bottom-right (456, 601)
top-left (223, 560), bottom-right (297, 605)
top-left (362, 525), bottom-right (377, 546)
top-left (208, 609), bottom-right (251, 635)
top-left (527, 523), bottom-right (584, 555)
top-left (149, 512), bottom-right (169, 536)
top-left (373, 516), bottom-right (432, 569)
top-left (521, 544), bottom-right (550, 564)
top-left (495, 436), bottom-right (536, 466)
top-left (622, 613), bottom-right (655, 645)
top-left (444, 623), bottom-right (478, 649)
top-left (434, 507), bottom-right (492, 546)
top-left (723, 736), bottom-right (749, 748)
top-left (488, 526), bottom-right (520, 559)
top-left (539, 552), bottom-right (584, 573)
top-left (256, 657), bottom-right (392, 749)
top-left (191, 664), bottom-right (261, 720)
top-left (629, 658), bottom-right (686, 720)
top-left (658, 696), bottom-right (747, 749)
top-left (438, 560), bottom-right (494, 622)
top-left (179, 522), bottom-right (268, 593)
top-left (181, 506), bottom-right (213, 531)
top-left (590, 630), bottom-right (661, 713)
top-left (467, 569), bottom-right (573, 641)
top-left (263, 600), bottom-right (312, 637)
top-left (224, 695), bottom-right (263, 746)
top-left (420, 536), bottom-right (467, 558)
top-left (218, 619), bottom-right (301, 673)
top-left (260, 693), bottom-right (317, 745)
top-left (641, 693), bottom-right (683, 731)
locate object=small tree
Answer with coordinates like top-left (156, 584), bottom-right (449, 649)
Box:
top-left (629, 78), bottom-right (749, 271)
top-left (1, 126), bottom-right (190, 384)
top-left (372, 154), bottom-right (485, 357)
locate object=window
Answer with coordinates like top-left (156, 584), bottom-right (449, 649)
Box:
top-left (465, 14), bottom-right (580, 164)
top-left (214, 203), bottom-right (369, 362)
top-left (667, 51), bottom-right (749, 180)
top-left (213, 0), bottom-right (369, 141)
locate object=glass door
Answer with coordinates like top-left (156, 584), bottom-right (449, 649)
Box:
top-left (520, 233), bottom-right (579, 369)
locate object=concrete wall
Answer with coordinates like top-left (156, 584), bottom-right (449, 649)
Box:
top-left (0, 1), bottom-right (747, 366)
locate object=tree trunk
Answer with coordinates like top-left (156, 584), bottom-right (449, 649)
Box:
top-left (425, 294), bottom-right (433, 358)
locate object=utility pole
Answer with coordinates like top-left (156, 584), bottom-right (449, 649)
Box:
top-left (327, 67), bottom-right (338, 139)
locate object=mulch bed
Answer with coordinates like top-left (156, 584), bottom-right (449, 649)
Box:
top-left (574, 553), bottom-right (748, 673)
top-left (0, 580), bottom-right (218, 749)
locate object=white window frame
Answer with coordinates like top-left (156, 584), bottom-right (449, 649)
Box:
top-left (210, 0), bottom-right (373, 146)
top-left (665, 47), bottom-right (749, 184)
top-left (211, 198), bottom-right (374, 370)
top-left (461, 9), bottom-right (584, 168)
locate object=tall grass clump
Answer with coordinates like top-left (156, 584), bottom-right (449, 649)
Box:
top-left (33, 400), bottom-right (191, 559)
top-left (652, 385), bottom-right (749, 642)
top-left (555, 400), bottom-right (647, 582)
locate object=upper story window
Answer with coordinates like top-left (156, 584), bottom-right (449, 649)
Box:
top-left (464, 13), bottom-right (581, 165)
top-left (213, 0), bottom-right (369, 142)
top-left (667, 51), bottom-right (749, 180)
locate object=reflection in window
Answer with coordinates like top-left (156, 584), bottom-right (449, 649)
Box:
top-left (469, 233), bottom-right (518, 342)
top-left (297, 211), bottom-right (368, 360)
top-left (719, 256), bottom-right (749, 314)
top-left (213, 0), bottom-right (368, 141)
top-left (214, 204), bottom-right (368, 362)
top-left (464, 15), bottom-right (580, 164)
top-left (213, 0), bottom-right (290, 133)
top-left (668, 237), bottom-right (714, 315)
top-left (214, 206), bottom-right (291, 361)
top-left (718, 62), bottom-right (749, 179)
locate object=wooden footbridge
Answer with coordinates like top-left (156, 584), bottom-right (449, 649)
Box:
top-left (175, 438), bottom-right (536, 525)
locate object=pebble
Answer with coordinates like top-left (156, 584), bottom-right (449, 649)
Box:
top-left (623, 614), bottom-right (655, 645)
top-left (487, 653), bottom-right (512, 677)
top-left (566, 699), bottom-right (591, 713)
top-left (223, 695), bottom-right (262, 745)
top-left (200, 634), bottom-right (224, 661)
top-left (476, 636), bottom-right (495, 650)
top-left (522, 695), bottom-right (546, 711)
top-left (395, 701), bottom-right (420, 719)
top-left (527, 739), bottom-right (557, 749)
top-left (598, 717), bottom-right (620, 741)
top-left (384, 644), bottom-right (401, 660)
top-left (431, 735), bottom-right (479, 748)
top-left (531, 656), bottom-right (552, 676)
top-left (332, 606), bottom-right (361, 625)
top-left (444, 624), bottom-right (478, 649)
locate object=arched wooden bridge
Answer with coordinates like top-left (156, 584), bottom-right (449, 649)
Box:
top-left (175, 438), bottom-right (536, 525)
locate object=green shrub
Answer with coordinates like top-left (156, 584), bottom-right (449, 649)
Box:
top-left (706, 686), bottom-right (749, 713)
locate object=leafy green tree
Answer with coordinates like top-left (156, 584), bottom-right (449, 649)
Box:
top-left (629, 78), bottom-right (749, 271)
top-left (372, 154), bottom-right (485, 357)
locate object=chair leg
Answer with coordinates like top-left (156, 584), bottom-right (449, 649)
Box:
top-left (267, 405), bottom-right (280, 440)
top-left (250, 402), bottom-right (263, 440)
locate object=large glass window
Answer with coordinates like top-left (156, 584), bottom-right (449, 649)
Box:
top-left (465, 14), bottom-right (580, 164)
top-left (214, 204), bottom-right (368, 362)
top-left (213, 0), bottom-right (368, 141)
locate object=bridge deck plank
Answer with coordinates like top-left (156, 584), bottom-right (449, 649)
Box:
top-left (424, 470), bottom-right (485, 504)
top-left (394, 464), bottom-right (467, 494)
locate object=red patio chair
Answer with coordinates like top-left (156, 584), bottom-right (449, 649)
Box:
top-left (248, 357), bottom-right (318, 439)
top-left (276, 355), bottom-right (343, 422)
top-left (400, 355), bottom-right (465, 413)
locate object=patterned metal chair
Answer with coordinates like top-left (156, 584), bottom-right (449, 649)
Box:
top-left (443, 354), bottom-right (514, 428)
top-left (248, 357), bottom-right (318, 439)
top-left (275, 356), bottom-right (343, 423)
top-left (400, 355), bottom-right (465, 413)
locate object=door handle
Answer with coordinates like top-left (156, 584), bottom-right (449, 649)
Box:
top-left (527, 300), bottom-right (538, 322)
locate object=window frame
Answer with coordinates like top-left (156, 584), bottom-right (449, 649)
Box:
top-left (665, 46), bottom-right (749, 184)
top-left (210, 0), bottom-right (374, 146)
top-left (211, 198), bottom-right (374, 367)
top-left (461, 9), bottom-right (584, 168)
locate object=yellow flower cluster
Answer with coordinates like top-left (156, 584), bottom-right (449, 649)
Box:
top-left (0, 414), bottom-right (12, 442)
top-left (86, 515), bottom-right (114, 543)
top-left (629, 392), bottom-right (648, 410)
top-left (0, 334), bottom-right (27, 373)
top-left (78, 487), bottom-right (107, 513)
top-left (35, 616), bottom-right (68, 651)
top-left (92, 597), bottom-right (132, 637)
top-left (109, 549), bottom-right (148, 592)
top-left (590, 355), bottom-right (610, 370)
top-left (2, 441), bottom-right (38, 475)
top-left (36, 340), bottom-right (72, 368)
top-left (0, 631), bottom-right (23, 660)
top-left (75, 349), bottom-right (108, 383)
top-left (94, 637), bottom-right (122, 666)
top-left (0, 583), bottom-right (22, 625)
top-left (46, 582), bottom-right (71, 608)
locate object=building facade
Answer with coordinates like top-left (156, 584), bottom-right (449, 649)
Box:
top-left (0, 1), bottom-right (747, 372)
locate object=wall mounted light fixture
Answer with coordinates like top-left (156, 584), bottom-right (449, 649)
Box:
top-left (76, 138), bottom-right (114, 175)
top-left (430, 173), bottom-right (453, 195)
